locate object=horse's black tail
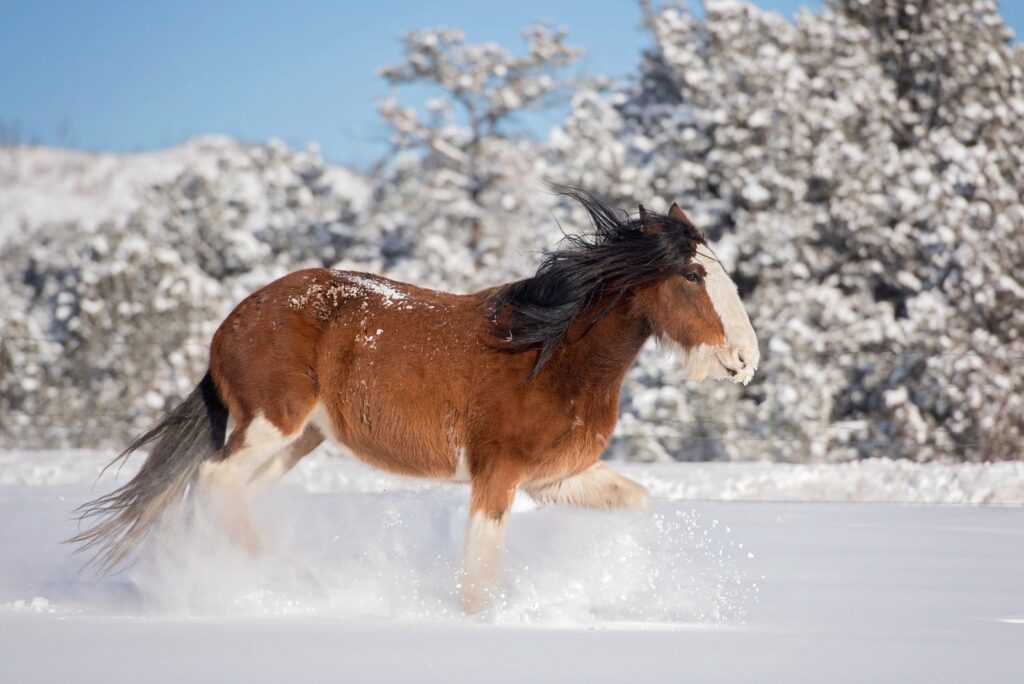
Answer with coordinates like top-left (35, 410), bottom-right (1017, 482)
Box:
top-left (68, 370), bottom-right (228, 573)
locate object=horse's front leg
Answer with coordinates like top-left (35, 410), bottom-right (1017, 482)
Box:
top-left (462, 464), bottom-right (520, 613)
top-left (524, 462), bottom-right (650, 511)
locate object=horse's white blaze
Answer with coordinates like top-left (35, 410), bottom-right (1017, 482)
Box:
top-left (694, 250), bottom-right (759, 385)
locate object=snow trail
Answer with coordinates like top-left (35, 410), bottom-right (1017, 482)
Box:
top-left (1, 449), bottom-right (1022, 681)
top-left (0, 450), bottom-right (754, 625)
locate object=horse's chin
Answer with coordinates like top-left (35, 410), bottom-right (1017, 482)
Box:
top-left (674, 344), bottom-right (755, 385)
top-left (673, 344), bottom-right (719, 382)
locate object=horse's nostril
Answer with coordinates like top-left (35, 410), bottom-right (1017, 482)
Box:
top-left (734, 349), bottom-right (747, 369)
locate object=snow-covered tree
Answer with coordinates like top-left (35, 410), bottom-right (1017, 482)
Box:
top-left (3, 3), bottom-right (1020, 462)
top-left (0, 139), bottom-right (366, 447)
top-left (833, 0), bottom-right (1024, 461)
top-left (555, 0), bottom-right (1023, 462)
top-left (365, 24), bottom-right (582, 290)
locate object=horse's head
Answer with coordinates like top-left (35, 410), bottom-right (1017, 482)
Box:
top-left (490, 189), bottom-right (758, 383)
top-left (634, 203), bottom-right (759, 385)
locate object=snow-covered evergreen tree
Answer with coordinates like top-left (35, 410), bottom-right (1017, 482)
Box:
top-left (1, 139), bottom-right (366, 447)
top-left (555, 0), bottom-right (1023, 462)
top-left (364, 23), bottom-right (581, 290)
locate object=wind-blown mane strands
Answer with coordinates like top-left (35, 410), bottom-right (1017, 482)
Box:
top-left (489, 187), bottom-right (706, 378)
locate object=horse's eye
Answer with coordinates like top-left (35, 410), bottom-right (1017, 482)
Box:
top-left (684, 272), bottom-right (701, 284)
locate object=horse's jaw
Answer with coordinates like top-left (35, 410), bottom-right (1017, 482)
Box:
top-left (673, 343), bottom-right (756, 386)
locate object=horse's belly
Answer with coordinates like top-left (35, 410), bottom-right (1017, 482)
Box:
top-left (346, 441), bottom-right (455, 479)
top-left (312, 396), bottom-right (462, 480)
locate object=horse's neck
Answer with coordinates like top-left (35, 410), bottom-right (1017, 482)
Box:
top-left (554, 296), bottom-right (650, 391)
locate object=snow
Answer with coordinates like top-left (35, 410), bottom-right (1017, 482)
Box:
top-left (740, 181), bottom-right (771, 207)
top-left (624, 459), bottom-right (1024, 505)
top-left (6, 449), bottom-right (1022, 504)
top-left (338, 273), bottom-right (410, 304)
top-left (287, 274), bottom-right (412, 321)
top-left (0, 137), bottom-right (369, 247)
top-left (0, 449), bottom-right (1022, 681)
top-left (2, 5), bottom-right (1021, 675)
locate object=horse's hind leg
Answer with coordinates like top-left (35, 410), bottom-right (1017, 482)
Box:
top-left (524, 462), bottom-right (650, 511)
top-left (196, 414), bottom-right (302, 552)
top-left (245, 426), bottom-right (324, 503)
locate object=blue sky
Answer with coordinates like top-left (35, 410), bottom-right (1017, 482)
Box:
top-left (2, 1), bottom-right (1021, 170)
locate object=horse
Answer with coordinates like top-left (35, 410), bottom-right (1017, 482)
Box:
top-left (71, 189), bottom-right (759, 611)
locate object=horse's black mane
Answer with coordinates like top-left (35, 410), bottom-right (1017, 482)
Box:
top-left (490, 187), bottom-right (706, 378)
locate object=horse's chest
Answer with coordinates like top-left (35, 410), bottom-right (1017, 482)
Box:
top-left (533, 400), bottom-right (617, 476)
top-left (566, 423), bottom-right (611, 463)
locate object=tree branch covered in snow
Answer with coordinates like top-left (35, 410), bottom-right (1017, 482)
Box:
top-left (364, 24), bottom-right (581, 289)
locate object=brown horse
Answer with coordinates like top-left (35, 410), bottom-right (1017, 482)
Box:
top-left (72, 190), bottom-right (758, 611)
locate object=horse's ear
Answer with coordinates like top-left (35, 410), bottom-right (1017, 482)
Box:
top-left (668, 202), bottom-right (695, 227)
top-left (638, 204), bottom-right (658, 235)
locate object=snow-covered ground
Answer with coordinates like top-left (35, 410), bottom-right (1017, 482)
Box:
top-left (5, 449), bottom-right (1023, 503)
top-left (1, 450), bottom-right (1022, 682)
